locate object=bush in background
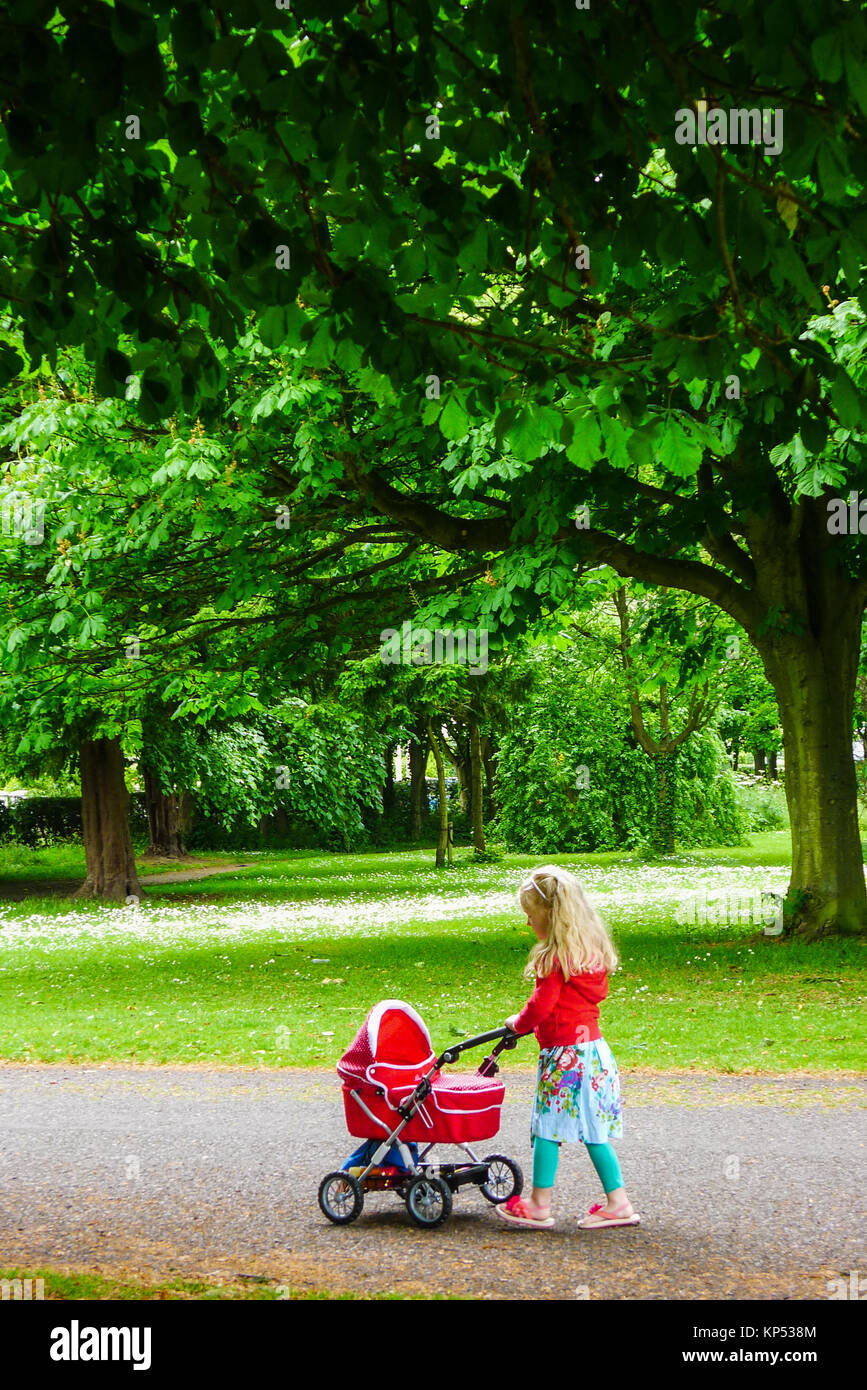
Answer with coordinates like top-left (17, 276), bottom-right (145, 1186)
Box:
top-left (733, 772), bottom-right (789, 831)
top-left (492, 648), bottom-right (747, 854)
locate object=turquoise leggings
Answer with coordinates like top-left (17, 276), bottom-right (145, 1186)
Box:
top-left (532, 1135), bottom-right (623, 1194)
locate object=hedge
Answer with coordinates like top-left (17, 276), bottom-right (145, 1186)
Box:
top-left (0, 780), bottom-right (466, 852)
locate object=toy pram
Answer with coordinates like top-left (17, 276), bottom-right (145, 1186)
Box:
top-left (318, 999), bottom-right (525, 1229)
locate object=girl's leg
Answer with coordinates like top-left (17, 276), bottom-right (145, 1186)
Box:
top-left (585, 1142), bottom-right (633, 1214)
top-left (528, 1135), bottom-right (560, 1213)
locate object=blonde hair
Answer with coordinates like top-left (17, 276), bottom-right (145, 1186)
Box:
top-left (517, 865), bottom-right (618, 979)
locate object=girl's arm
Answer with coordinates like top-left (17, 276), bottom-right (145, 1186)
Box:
top-left (509, 968), bottom-right (565, 1034)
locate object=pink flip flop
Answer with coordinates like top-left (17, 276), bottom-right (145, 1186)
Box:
top-left (495, 1195), bottom-right (554, 1229)
top-left (578, 1201), bottom-right (640, 1229)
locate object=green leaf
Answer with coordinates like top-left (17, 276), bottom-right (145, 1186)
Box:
top-left (421, 395), bottom-right (442, 425)
top-left (304, 321), bottom-right (335, 368)
top-left (259, 306), bottom-right (290, 351)
top-left (508, 407), bottom-right (552, 463)
top-left (812, 30), bottom-right (844, 82)
top-left (111, 3), bottom-right (156, 55)
top-left (0, 343), bottom-right (24, 386)
top-left (832, 371), bottom-right (864, 429)
top-left (845, 45), bottom-right (867, 117)
top-left (840, 233), bottom-right (862, 290)
top-left (565, 416), bottom-right (602, 469)
top-left (457, 224), bottom-right (488, 272)
top-left (658, 419), bottom-right (703, 478)
top-left (599, 415), bottom-right (632, 470)
top-left (817, 142), bottom-right (848, 202)
top-left (439, 393), bottom-right (469, 441)
top-left (800, 415), bottom-right (827, 454)
top-left (334, 338), bottom-right (363, 372)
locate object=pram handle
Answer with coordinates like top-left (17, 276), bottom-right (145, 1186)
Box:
top-left (436, 1025), bottom-right (528, 1067)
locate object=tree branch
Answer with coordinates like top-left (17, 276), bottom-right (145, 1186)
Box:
top-left (574, 527), bottom-right (759, 631)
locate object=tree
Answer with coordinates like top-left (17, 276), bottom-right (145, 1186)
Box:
top-left (339, 645), bottom-right (494, 862)
top-left (0, 353), bottom-right (284, 892)
top-left (408, 718), bottom-right (430, 840)
top-left (76, 735), bottom-right (141, 898)
top-left (138, 704), bottom-right (199, 857)
top-left (718, 637), bottom-right (780, 772)
top-left (613, 585), bottom-right (720, 852)
top-left (2, 3), bottom-right (867, 934)
top-left (491, 634), bottom-right (742, 854)
top-left (742, 700), bottom-right (784, 778)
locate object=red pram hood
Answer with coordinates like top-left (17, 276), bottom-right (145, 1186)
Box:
top-left (337, 999), bottom-right (436, 1101)
top-left (338, 1000), bottom-right (506, 1145)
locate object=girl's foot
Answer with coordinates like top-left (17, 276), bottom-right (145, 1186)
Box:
top-left (578, 1200), bottom-right (640, 1229)
top-left (586, 1197), bottom-right (634, 1217)
top-left (495, 1195), bottom-right (554, 1228)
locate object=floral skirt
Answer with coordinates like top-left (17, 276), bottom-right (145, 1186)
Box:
top-left (530, 1038), bottom-right (623, 1145)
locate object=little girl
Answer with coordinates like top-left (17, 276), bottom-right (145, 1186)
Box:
top-left (496, 865), bottom-right (639, 1230)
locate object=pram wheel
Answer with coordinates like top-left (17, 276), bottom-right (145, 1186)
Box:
top-left (405, 1175), bottom-right (452, 1229)
top-left (480, 1154), bottom-right (523, 1205)
top-left (318, 1171), bottom-right (364, 1225)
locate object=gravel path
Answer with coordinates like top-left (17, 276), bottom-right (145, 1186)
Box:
top-left (1, 1065), bottom-right (864, 1300)
top-left (136, 864), bottom-right (255, 886)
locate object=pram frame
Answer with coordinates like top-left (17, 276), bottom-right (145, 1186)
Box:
top-left (348, 1025), bottom-right (521, 1189)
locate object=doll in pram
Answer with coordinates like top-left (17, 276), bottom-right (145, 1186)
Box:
top-left (318, 999), bottom-right (525, 1229)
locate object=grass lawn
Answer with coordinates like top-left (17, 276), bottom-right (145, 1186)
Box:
top-left (0, 844), bottom-right (248, 881)
top-left (0, 834), bottom-right (864, 1072)
top-left (0, 1267), bottom-right (436, 1301)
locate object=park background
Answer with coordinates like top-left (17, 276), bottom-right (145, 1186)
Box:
top-left (0, 0), bottom-right (866, 1303)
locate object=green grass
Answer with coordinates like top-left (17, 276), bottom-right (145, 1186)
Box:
top-left (0, 843), bottom-right (249, 882)
top-left (0, 843), bottom-right (93, 881)
top-left (0, 835), bottom-right (864, 1072)
top-left (0, 1267), bottom-right (440, 1301)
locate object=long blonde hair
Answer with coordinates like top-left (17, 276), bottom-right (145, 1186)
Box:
top-left (518, 865), bottom-right (618, 979)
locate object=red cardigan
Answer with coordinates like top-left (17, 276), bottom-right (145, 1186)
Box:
top-left (512, 961), bottom-right (609, 1047)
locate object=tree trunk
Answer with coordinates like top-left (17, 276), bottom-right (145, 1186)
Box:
top-left (142, 763), bottom-right (186, 857)
top-left (179, 790), bottom-right (194, 842)
top-left (649, 752), bottom-right (677, 854)
top-left (469, 717), bottom-right (486, 853)
top-left (753, 748), bottom-right (767, 776)
top-left (768, 749), bottom-right (778, 780)
top-left (455, 761), bottom-right (469, 814)
top-left (481, 734), bottom-right (498, 811)
top-left (427, 720), bottom-right (449, 867)
top-left (439, 728), bottom-right (470, 812)
top-left (75, 738), bottom-right (143, 900)
top-left (758, 623), bottom-right (867, 939)
top-left (383, 741), bottom-right (396, 816)
top-left (409, 729), bottom-right (428, 839)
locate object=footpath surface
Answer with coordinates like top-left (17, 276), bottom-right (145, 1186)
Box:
top-left (1, 1066), bottom-right (864, 1300)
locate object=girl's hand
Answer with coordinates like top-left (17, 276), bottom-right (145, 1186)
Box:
top-left (504, 1014), bottom-right (520, 1031)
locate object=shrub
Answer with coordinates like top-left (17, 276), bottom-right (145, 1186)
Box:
top-left (0, 794), bottom-right (149, 848)
top-left (734, 773), bottom-right (790, 830)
